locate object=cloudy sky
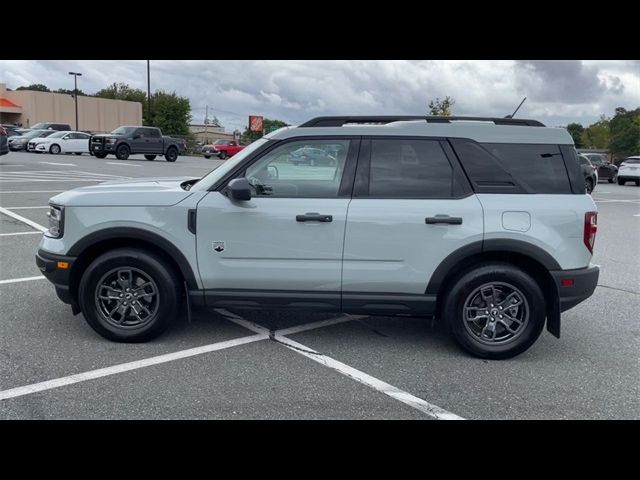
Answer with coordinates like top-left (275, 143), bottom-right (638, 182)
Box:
top-left (1, 60), bottom-right (638, 132)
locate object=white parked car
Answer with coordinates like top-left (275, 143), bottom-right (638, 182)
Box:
top-left (617, 156), bottom-right (640, 186)
top-left (30, 131), bottom-right (91, 155)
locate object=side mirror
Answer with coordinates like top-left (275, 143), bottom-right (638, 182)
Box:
top-left (228, 178), bottom-right (252, 201)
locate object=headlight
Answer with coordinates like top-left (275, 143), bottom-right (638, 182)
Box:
top-left (45, 205), bottom-right (64, 238)
top-left (105, 138), bottom-right (117, 144)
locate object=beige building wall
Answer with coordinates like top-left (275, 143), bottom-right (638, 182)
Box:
top-left (0, 83), bottom-right (142, 133)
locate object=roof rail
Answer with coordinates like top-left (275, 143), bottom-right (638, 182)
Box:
top-left (298, 116), bottom-right (545, 127)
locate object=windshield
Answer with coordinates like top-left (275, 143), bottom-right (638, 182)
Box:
top-left (48, 131), bottom-right (68, 138)
top-left (111, 126), bottom-right (137, 135)
top-left (214, 140), bottom-right (229, 145)
top-left (623, 158), bottom-right (640, 164)
top-left (30, 123), bottom-right (49, 129)
top-left (23, 130), bottom-right (49, 139)
top-left (191, 138), bottom-right (270, 191)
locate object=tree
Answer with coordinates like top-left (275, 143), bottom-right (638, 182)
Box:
top-left (95, 82), bottom-right (149, 122)
top-left (241, 118), bottom-right (289, 144)
top-left (608, 107), bottom-right (640, 161)
top-left (54, 88), bottom-right (88, 96)
top-left (428, 96), bottom-right (455, 116)
top-left (150, 90), bottom-right (192, 136)
top-left (581, 115), bottom-right (610, 149)
top-left (16, 84), bottom-right (50, 92)
top-left (565, 123), bottom-right (585, 148)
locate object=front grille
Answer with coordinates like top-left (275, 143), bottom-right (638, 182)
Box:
top-left (28, 142), bottom-right (35, 149)
top-left (91, 137), bottom-right (104, 144)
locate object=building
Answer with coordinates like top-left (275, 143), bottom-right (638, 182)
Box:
top-left (0, 83), bottom-right (142, 133)
top-left (188, 120), bottom-right (236, 144)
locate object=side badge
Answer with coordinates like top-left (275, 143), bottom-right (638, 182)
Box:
top-left (212, 241), bottom-right (225, 253)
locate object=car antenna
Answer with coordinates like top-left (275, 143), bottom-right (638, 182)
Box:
top-left (504, 97), bottom-right (527, 119)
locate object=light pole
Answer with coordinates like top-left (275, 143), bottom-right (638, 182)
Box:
top-left (147, 60), bottom-right (152, 126)
top-left (68, 72), bottom-right (82, 131)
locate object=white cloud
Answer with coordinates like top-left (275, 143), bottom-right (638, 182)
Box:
top-left (1, 60), bottom-right (638, 132)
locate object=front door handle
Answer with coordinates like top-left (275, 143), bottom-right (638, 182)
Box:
top-left (425, 215), bottom-right (463, 225)
top-left (296, 212), bottom-right (333, 222)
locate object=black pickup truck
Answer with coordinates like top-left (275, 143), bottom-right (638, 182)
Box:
top-left (89, 126), bottom-right (181, 162)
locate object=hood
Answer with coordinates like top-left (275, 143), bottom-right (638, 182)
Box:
top-left (92, 133), bottom-right (124, 138)
top-left (49, 177), bottom-right (199, 207)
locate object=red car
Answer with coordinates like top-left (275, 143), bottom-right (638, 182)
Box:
top-left (201, 139), bottom-right (245, 159)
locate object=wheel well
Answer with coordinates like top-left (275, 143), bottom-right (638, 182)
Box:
top-left (69, 238), bottom-right (186, 302)
top-left (434, 251), bottom-right (557, 321)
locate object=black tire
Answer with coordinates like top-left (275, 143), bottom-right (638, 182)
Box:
top-left (608, 178), bottom-right (615, 183)
top-left (218, 151), bottom-right (227, 160)
top-left (50, 144), bottom-right (61, 155)
top-left (204, 155), bottom-right (211, 159)
top-left (585, 177), bottom-right (594, 194)
top-left (95, 152), bottom-right (107, 159)
top-left (442, 262), bottom-right (546, 359)
top-left (618, 178), bottom-right (625, 185)
top-left (74, 152), bottom-right (82, 156)
top-left (144, 155), bottom-right (156, 161)
top-left (78, 248), bottom-right (182, 342)
top-left (115, 144), bottom-right (130, 160)
top-left (165, 147), bottom-right (178, 162)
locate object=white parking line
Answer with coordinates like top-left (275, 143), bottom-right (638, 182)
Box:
top-left (217, 310), bottom-right (464, 420)
top-left (0, 190), bottom-right (63, 194)
top-left (0, 231), bottom-right (42, 237)
top-left (0, 206), bottom-right (48, 232)
top-left (39, 162), bottom-right (77, 167)
top-left (106, 162), bottom-right (141, 167)
top-left (7, 206), bottom-right (49, 210)
top-left (0, 333), bottom-right (268, 401)
top-left (0, 276), bottom-right (45, 285)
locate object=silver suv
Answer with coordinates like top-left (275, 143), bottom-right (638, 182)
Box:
top-left (36, 116), bottom-right (599, 359)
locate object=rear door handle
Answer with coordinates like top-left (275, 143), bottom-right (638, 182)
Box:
top-left (425, 215), bottom-right (463, 225)
top-left (296, 212), bottom-right (333, 222)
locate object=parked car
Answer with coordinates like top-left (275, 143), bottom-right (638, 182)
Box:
top-left (577, 154), bottom-right (598, 194)
top-left (289, 147), bottom-right (337, 166)
top-left (29, 131), bottom-right (91, 155)
top-left (89, 126), bottom-right (181, 162)
top-left (0, 126), bottom-right (8, 156)
top-left (1, 124), bottom-right (22, 137)
top-left (36, 115), bottom-right (599, 359)
top-left (30, 122), bottom-right (72, 132)
top-left (581, 153), bottom-right (617, 182)
top-left (617, 156), bottom-right (640, 186)
top-left (201, 140), bottom-right (245, 159)
top-left (8, 129), bottom-right (56, 151)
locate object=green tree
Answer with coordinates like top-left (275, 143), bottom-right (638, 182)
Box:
top-left (241, 118), bottom-right (289, 144)
top-left (54, 88), bottom-right (88, 96)
top-left (150, 90), bottom-right (192, 136)
top-left (428, 96), bottom-right (455, 116)
top-left (95, 82), bottom-right (149, 122)
top-left (16, 83), bottom-right (50, 92)
top-left (581, 115), bottom-right (610, 149)
top-left (608, 107), bottom-right (640, 162)
top-left (565, 122), bottom-right (585, 148)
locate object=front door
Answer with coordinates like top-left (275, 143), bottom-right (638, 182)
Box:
top-left (342, 137), bottom-right (484, 314)
top-left (195, 137), bottom-right (358, 309)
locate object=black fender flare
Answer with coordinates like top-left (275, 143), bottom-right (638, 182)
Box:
top-left (67, 227), bottom-right (199, 289)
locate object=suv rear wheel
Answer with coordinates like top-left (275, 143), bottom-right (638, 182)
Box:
top-left (443, 263), bottom-right (546, 359)
top-left (78, 248), bottom-right (181, 342)
top-left (165, 147), bottom-right (178, 162)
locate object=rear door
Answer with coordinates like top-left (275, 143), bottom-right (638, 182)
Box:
top-left (145, 128), bottom-right (164, 154)
top-left (342, 137), bottom-right (484, 314)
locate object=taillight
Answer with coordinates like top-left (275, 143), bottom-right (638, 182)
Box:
top-left (584, 212), bottom-right (598, 254)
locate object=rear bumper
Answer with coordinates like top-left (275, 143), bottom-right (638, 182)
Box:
top-left (550, 264), bottom-right (599, 312)
top-left (35, 249), bottom-right (77, 305)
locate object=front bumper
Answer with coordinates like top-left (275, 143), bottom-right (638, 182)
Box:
top-left (9, 143), bottom-right (26, 151)
top-left (35, 249), bottom-right (77, 305)
top-left (550, 264), bottom-right (599, 312)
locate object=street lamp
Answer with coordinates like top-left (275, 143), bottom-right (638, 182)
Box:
top-left (68, 72), bottom-right (82, 131)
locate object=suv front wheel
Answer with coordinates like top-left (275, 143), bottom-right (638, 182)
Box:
top-left (78, 248), bottom-right (182, 342)
top-left (443, 263), bottom-right (546, 359)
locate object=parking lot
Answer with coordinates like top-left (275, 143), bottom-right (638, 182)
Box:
top-left (0, 150), bottom-right (639, 419)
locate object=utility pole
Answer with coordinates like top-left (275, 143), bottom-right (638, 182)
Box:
top-left (204, 105), bottom-right (208, 144)
top-left (147, 60), bottom-right (152, 126)
top-left (68, 71), bottom-right (82, 131)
